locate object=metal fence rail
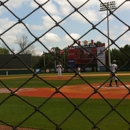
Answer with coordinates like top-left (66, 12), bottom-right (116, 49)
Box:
top-left (0, 0), bottom-right (130, 130)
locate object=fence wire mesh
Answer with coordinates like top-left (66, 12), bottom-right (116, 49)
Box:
top-left (0, 0), bottom-right (130, 130)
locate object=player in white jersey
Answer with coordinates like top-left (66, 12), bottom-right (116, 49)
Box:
top-left (77, 66), bottom-right (81, 74)
top-left (56, 62), bottom-right (62, 77)
top-left (109, 60), bottom-right (118, 87)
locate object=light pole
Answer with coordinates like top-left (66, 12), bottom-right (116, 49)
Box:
top-left (99, 1), bottom-right (116, 66)
top-left (41, 51), bottom-right (45, 67)
top-left (51, 47), bottom-right (56, 68)
top-left (44, 53), bottom-right (45, 67)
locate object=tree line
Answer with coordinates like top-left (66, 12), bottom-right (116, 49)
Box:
top-left (0, 35), bottom-right (130, 69)
top-left (35, 44), bottom-right (130, 69)
top-left (105, 44), bottom-right (130, 67)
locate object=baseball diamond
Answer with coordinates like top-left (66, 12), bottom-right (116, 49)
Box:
top-left (0, 73), bottom-right (130, 130)
top-left (0, 74), bottom-right (130, 99)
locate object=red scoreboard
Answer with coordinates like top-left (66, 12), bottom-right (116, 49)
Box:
top-left (68, 43), bottom-right (105, 68)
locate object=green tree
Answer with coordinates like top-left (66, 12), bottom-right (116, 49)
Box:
top-left (120, 44), bottom-right (130, 67)
top-left (109, 44), bottom-right (130, 67)
top-left (33, 47), bottom-right (67, 69)
top-left (123, 44), bottom-right (130, 53)
top-left (0, 47), bottom-right (9, 54)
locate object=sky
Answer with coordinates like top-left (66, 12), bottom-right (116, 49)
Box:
top-left (0, 0), bottom-right (130, 55)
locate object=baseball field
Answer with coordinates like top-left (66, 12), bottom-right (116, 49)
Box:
top-left (0, 72), bottom-right (130, 130)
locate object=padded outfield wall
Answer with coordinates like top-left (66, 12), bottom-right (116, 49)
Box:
top-left (0, 54), bottom-right (32, 75)
top-left (0, 54), bottom-right (31, 69)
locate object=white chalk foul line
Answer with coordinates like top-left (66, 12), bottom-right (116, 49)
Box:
top-left (0, 88), bottom-right (36, 94)
top-left (97, 85), bottom-right (130, 89)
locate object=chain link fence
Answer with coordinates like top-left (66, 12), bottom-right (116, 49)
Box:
top-left (0, 0), bottom-right (130, 130)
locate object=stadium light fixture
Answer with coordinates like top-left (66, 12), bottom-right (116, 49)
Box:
top-left (99, 1), bottom-right (116, 67)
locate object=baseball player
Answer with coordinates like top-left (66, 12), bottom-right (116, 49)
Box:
top-left (77, 66), bottom-right (81, 74)
top-left (56, 62), bottom-right (62, 77)
top-left (109, 60), bottom-right (118, 87)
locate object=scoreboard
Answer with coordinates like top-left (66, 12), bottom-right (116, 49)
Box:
top-left (68, 43), bottom-right (105, 69)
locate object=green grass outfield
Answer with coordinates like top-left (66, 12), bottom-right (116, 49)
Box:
top-left (0, 72), bottom-right (130, 130)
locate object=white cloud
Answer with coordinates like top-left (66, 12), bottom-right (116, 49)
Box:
top-left (42, 15), bottom-right (61, 29)
top-left (32, 44), bottom-right (44, 56)
top-left (40, 33), bottom-right (60, 43)
top-left (0, 0), bottom-right (130, 55)
top-left (0, 6), bottom-right (5, 15)
top-left (120, 32), bottom-right (130, 42)
top-left (96, 35), bottom-right (104, 42)
top-left (64, 33), bottom-right (80, 44)
top-left (31, 25), bottom-right (44, 30)
top-left (84, 10), bottom-right (98, 22)
top-left (30, 0), bottom-right (58, 14)
top-left (30, 0), bottom-right (50, 8)
top-left (60, 0), bottom-right (98, 8)
top-left (0, 0), bottom-right (31, 16)
top-left (30, 15), bottom-right (62, 31)
top-left (0, 18), bottom-right (25, 45)
top-left (3, 0), bottom-right (30, 9)
top-left (70, 12), bottom-right (86, 23)
top-left (43, 1), bottom-right (59, 14)
top-left (30, 1), bottom-right (38, 8)
top-left (0, 18), bottom-right (15, 30)
top-left (53, 0), bottom-right (72, 15)
top-left (53, 0), bottom-right (100, 23)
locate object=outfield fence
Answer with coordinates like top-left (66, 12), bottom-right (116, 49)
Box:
top-left (0, 0), bottom-right (130, 130)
